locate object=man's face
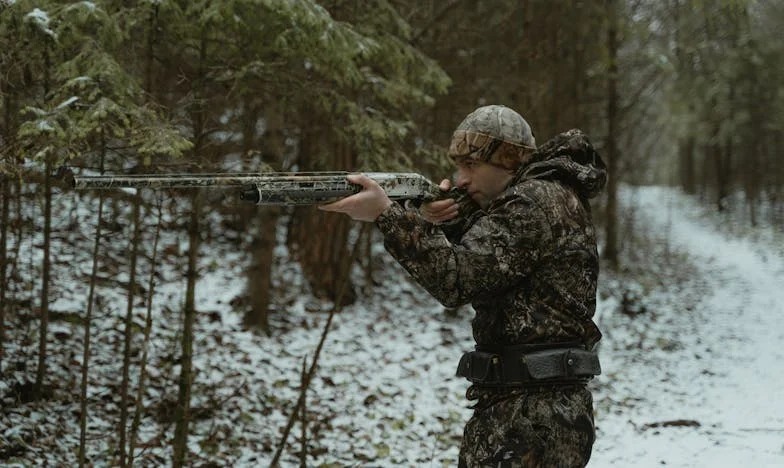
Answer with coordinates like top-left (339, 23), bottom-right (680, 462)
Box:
top-left (454, 159), bottom-right (514, 209)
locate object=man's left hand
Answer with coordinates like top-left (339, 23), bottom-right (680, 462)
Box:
top-left (318, 173), bottom-right (393, 222)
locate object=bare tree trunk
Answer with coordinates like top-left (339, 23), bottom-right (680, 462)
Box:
top-left (679, 137), bottom-right (696, 194)
top-left (288, 209), bottom-right (356, 305)
top-left (722, 80), bottom-right (736, 213)
top-left (520, 0), bottom-right (533, 113)
top-left (287, 136), bottom-right (356, 305)
top-left (78, 135), bottom-right (108, 468)
top-left (572, 0), bottom-right (586, 126)
top-left (128, 11), bottom-right (161, 461)
top-left (602, 0), bottom-right (620, 269)
top-left (243, 104), bottom-right (281, 333)
top-left (672, 0), bottom-right (698, 196)
top-left (722, 136), bottom-right (733, 211)
top-left (1, 87), bottom-right (16, 372)
top-left (118, 195), bottom-right (142, 467)
top-left (34, 154), bottom-right (53, 400)
top-left (299, 358), bottom-right (307, 468)
top-left (34, 39), bottom-right (53, 401)
top-left (129, 197), bottom-right (164, 467)
top-left (699, 141), bottom-right (711, 204)
top-left (710, 122), bottom-right (729, 212)
top-left (773, 131), bottom-right (784, 228)
top-left (547, 2), bottom-right (562, 138)
top-left (13, 177), bottom-right (22, 283)
top-left (144, 2), bottom-right (159, 94)
top-left (0, 174), bottom-right (9, 371)
top-left (245, 212), bottom-right (277, 333)
top-left (745, 123), bottom-right (761, 227)
top-left (172, 192), bottom-right (201, 468)
top-left (172, 24), bottom-right (209, 466)
top-left (78, 194), bottom-right (104, 468)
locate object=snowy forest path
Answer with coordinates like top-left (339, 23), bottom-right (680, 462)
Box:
top-left (592, 186), bottom-right (784, 468)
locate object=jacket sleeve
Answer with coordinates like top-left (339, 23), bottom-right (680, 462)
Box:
top-left (374, 192), bottom-right (552, 308)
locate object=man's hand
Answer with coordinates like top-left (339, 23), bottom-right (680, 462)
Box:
top-left (318, 173), bottom-right (393, 222)
top-left (421, 179), bottom-right (459, 224)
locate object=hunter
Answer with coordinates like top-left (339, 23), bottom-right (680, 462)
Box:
top-left (321, 104), bottom-right (607, 467)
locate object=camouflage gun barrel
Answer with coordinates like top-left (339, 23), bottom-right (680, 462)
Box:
top-left (62, 169), bottom-right (470, 206)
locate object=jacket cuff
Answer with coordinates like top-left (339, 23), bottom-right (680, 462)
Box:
top-left (374, 201), bottom-right (406, 234)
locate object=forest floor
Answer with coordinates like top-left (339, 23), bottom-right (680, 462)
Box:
top-left (1, 184), bottom-right (783, 467)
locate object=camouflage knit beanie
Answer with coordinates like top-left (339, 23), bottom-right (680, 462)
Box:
top-left (448, 105), bottom-right (537, 170)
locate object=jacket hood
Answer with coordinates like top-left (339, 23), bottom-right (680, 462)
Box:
top-left (513, 129), bottom-right (607, 200)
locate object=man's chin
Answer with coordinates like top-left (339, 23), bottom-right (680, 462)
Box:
top-left (472, 196), bottom-right (488, 210)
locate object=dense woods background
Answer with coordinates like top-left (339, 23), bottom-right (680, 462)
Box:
top-left (1, 0), bottom-right (783, 466)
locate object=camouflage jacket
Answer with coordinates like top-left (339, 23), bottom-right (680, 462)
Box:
top-left (375, 129), bottom-right (607, 348)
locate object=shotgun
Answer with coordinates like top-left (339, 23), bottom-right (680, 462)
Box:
top-left (58, 167), bottom-right (477, 211)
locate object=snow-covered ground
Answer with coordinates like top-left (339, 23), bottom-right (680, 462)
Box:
top-left (591, 186), bottom-right (784, 468)
top-left (1, 184), bottom-right (783, 467)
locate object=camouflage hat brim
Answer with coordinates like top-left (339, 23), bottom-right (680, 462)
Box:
top-left (449, 130), bottom-right (536, 170)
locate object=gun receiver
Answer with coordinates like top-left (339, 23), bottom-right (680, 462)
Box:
top-left (60, 168), bottom-right (471, 207)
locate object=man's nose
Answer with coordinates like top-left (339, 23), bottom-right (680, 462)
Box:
top-left (454, 169), bottom-right (469, 188)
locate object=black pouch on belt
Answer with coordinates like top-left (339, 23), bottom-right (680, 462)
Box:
top-left (456, 350), bottom-right (502, 383)
top-left (523, 348), bottom-right (601, 380)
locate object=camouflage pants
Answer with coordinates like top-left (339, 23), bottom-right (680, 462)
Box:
top-left (458, 386), bottom-right (595, 468)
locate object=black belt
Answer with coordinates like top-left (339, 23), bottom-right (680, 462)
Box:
top-left (456, 344), bottom-right (601, 386)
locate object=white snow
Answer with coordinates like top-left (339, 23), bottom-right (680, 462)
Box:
top-left (56, 96), bottom-right (79, 109)
top-left (36, 120), bottom-right (54, 132)
top-left (25, 8), bottom-right (56, 39)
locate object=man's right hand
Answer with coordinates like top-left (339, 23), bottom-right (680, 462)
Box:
top-left (421, 179), bottom-right (460, 224)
